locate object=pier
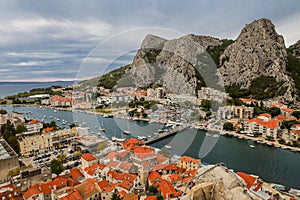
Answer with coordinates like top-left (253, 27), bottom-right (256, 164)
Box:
top-left (145, 124), bottom-right (190, 144)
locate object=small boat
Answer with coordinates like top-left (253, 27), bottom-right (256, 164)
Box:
top-left (43, 116), bottom-right (47, 118)
top-left (213, 134), bottom-right (219, 138)
top-left (205, 133), bottom-right (211, 137)
top-left (238, 136), bottom-right (243, 139)
top-left (123, 131), bottom-right (131, 135)
top-left (99, 127), bottom-right (106, 131)
top-left (165, 145), bottom-right (172, 149)
top-left (250, 145), bottom-right (255, 148)
top-left (54, 110), bottom-right (57, 113)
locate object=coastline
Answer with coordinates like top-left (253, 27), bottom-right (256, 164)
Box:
top-left (3, 103), bottom-right (300, 153)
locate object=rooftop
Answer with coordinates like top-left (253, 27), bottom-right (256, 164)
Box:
top-left (0, 138), bottom-right (18, 160)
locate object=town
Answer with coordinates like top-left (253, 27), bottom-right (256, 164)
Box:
top-left (0, 84), bottom-right (300, 199)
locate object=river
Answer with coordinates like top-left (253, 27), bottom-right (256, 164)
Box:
top-left (1, 105), bottom-right (300, 189)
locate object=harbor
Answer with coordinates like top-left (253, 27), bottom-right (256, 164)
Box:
top-left (1, 105), bottom-right (300, 190)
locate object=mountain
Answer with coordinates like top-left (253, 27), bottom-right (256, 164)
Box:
top-left (127, 34), bottom-right (223, 95)
top-left (95, 18), bottom-right (299, 102)
top-left (218, 18), bottom-right (295, 101)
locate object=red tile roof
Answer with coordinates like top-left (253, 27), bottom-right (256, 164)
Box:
top-left (84, 163), bottom-right (106, 176)
top-left (158, 180), bottom-right (181, 199)
top-left (133, 146), bottom-right (153, 154)
top-left (97, 180), bottom-right (109, 191)
top-left (275, 115), bottom-right (286, 120)
top-left (28, 119), bottom-right (40, 124)
top-left (247, 118), bottom-right (279, 129)
top-left (145, 196), bottom-right (158, 200)
top-left (105, 152), bottom-right (118, 160)
top-left (236, 172), bottom-right (257, 189)
top-left (74, 178), bottom-right (98, 199)
top-left (148, 171), bottom-right (162, 184)
top-left (43, 127), bottom-right (53, 133)
top-left (281, 107), bottom-right (295, 113)
top-left (123, 193), bottom-right (139, 200)
top-left (81, 153), bottom-right (97, 162)
top-left (123, 138), bottom-right (145, 150)
top-left (178, 156), bottom-right (200, 164)
top-left (23, 184), bottom-right (42, 199)
top-left (168, 174), bottom-right (181, 182)
top-left (59, 190), bottom-right (82, 200)
top-left (70, 168), bottom-right (84, 179)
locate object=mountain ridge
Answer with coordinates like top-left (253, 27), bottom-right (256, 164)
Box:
top-left (93, 18), bottom-right (300, 103)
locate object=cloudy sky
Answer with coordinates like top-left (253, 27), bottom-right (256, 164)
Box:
top-left (0, 0), bottom-right (299, 82)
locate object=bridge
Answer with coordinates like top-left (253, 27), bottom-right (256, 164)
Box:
top-left (144, 124), bottom-right (190, 144)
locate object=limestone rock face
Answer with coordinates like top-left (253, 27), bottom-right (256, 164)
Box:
top-left (187, 166), bottom-right (260, 200)
top-left (128, 34), bottom-right (221, 95)
top-left (218, 18), bottom-right (295, 101)
top-left (289, 40), bottom-right (300, 59)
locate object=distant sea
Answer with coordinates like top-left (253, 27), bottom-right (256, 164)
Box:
top-left (0, 81), bottom-right (74, 98)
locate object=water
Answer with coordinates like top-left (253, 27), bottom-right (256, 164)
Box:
top-left (2, 105), bottom-right (300, 189)
top-left (0, 81), bottom-right (74, 98)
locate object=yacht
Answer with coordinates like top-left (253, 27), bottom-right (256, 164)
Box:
top-left (165, 145), bottom-right (172, 149)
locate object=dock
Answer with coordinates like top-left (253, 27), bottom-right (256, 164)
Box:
top-left (145, 124), bottom-right (190, 144)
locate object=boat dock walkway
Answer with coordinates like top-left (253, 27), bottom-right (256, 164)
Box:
top-left (145, 124), bottom-right (190, 144)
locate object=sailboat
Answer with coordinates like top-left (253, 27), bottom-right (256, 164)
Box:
top-left (99, 117), bottom-right (106, 132)
top-left (123, 120), bottom-right (131, 135)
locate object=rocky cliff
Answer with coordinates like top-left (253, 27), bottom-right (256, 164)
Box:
top-left (218, 18), bottom-right (295, 101)
top-left (127, 34), bottom-right (222, 95)
top-left (110, 18), bottom-right (299, 101)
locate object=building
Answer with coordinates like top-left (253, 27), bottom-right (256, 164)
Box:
top-left (233, 106), bottom-right (254, 119)
top-left (281, 107), bottom-right (295, 117)
top-left (156, 87), bottom-right (164, 100)
top-left (18, 131), bottom-right (53, 157)
top-left (0, 184), bottom-right (22, 200)
top-left (81, 153), bottom-right (97, 168)
top-left (177, 156), bottom-right (201, 171)
top-left (26, 120), bottom-right (43, 132)
top-left (198, 87), bottom-right (228, 103)
top-left (0, 112), bottom-right (25, 128)
top-left (50, 128), bottom-right (77, 148)
top-left (244, 114), bottom-right (279, 139)
top-left (50, 95), bottom-right (72, 107)
top-left (0, 139), bottom-right (19, 179)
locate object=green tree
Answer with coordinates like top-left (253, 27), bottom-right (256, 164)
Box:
top-left (50, 159), bottom-right (63, 175)
top-left (69, 123), bottom-right (77, 129)
top-left (292, 111), bottom-right (300, 119)
top-left (7, 136), bottom-right (19, 154)
top-left (15, 124), bottom-right (27, 133)
top-left (149, 185), bottom-right (158, 194)
top-left (223, 122), bottom-right (234, 131)
top-left (57, 153), bottom-right (66, 162)
top-left (201, 100), bottom-right (211, 111)
top-left (142, 112), bottom-right (148, 118)
top-left (157, 192), bottom-right (164, 200)
top-left (111, 191), bottom-right (121, 200)
top-left (0, 109), bottom-right (7, 114)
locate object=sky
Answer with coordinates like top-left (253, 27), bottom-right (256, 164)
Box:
top-left (0, 0), bottom-right (299, 82)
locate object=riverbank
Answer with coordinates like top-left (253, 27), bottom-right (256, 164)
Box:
top-left (222, 130), bottom-right (300, 153)
top-left (4, 104), bottom-right (300, 153)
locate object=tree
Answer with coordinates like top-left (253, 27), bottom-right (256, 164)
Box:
top-left (223, 122), bottom-right (234, 131)
top-left (111, 191), bottom-right (121, 200)
top-left (292, 111), bottom-right (300, 119)
top-left (50, 159), bottom-right (63, 175)
top-left (7, 136), bottom-right (19, 154)
top-left (142, 112), bottom-right (148, 118)
top-left (69, 123), bottom-right (77, 129)
top-left (157, 192), bottom-right (164, 200)
top-left (149, 185), bottom-right (158, 194)
top-left (201, 100), bottom-right (211, 111)
top-left (0, 109), bottom-right (7, 115)
top-left (57, 153), bottom-right (66, 162)
top-left (16, 124), bottom-right (27, 133)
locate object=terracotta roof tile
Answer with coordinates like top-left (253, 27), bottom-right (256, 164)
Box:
top-left (70, 168), bottom-right (84, 179)
top-left (178, 156), bottom-right (200, 164)
top-left (81, 153), bottom-right (97, 162)
top-left (237, 172), bottom-right (257, 189)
